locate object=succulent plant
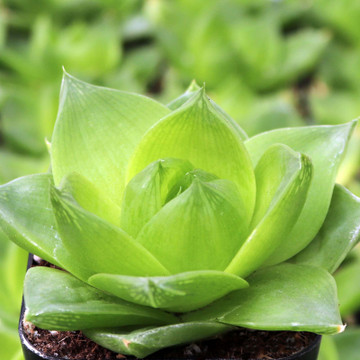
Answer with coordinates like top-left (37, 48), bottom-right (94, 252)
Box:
top-left (0, 72), bottom-right (360, 358)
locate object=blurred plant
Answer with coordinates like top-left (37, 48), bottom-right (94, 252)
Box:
top-left (0, 230), bottom-right (27, 360)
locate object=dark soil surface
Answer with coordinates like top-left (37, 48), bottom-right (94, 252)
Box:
top-left (23, 322), bottom-right (317, 360)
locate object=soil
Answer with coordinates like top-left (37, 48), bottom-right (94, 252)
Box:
top-left (23, 320), bottom-right (317, 360)
top-left (24, 257), bottom-right (318, 360)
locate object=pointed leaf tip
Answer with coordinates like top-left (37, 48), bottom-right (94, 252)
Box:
top-left (225, 144), bottom-right (312, 277)
top-left (51, 185), bottom-right (170, 280)
top-left (128, 87), bottom-right (256, 223)
top-left (245, 122), bottom-right (356, 264)
top-left (51, 74), bottom-right (170, 204)
top-left (89, 270), bottom-right (248, 312)
top-left (186, 80), bottom-right (201, 93)
top-left (121, 158), bottom-right (193, 238)
top-left (136, 177), bottom-right (249, 273)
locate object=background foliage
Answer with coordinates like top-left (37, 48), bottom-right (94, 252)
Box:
top-left (0, 0), bottom-right (359, 358)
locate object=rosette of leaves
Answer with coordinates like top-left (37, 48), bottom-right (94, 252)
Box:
top-left (1, 73), bottom-right (360, 358)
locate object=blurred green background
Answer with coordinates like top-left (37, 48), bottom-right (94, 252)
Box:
top-left (0, 0), bottom-right (359, 359)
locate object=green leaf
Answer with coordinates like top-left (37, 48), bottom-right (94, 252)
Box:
top-left (120, 158), bottom-right (193, 238)
top-left (334, 262), bottom-right (360, 317)
top-left (60, 172), bottom-right (121, 227)
top-left (127, 88), bottom-right (256, 225)
top-left (166, 168), bottom-right (219, 201)
top-left (51, 72), bottom-right (170, 205)
top-left (50, 186), bottom-right (169, 280)
top-left (0, 174), bottom-right (62, 267)
top-left (245, 122), bottom-right (356, 265)
top-left (291, 185), bottom-right (360, 273)
top-left (85, 322), bottom-right (232, 358)
top-left (89, 270), bottom-right (248, 312)
top-left (136, 177), bottom-right (249, 273)
top-left (25, 267), bottom-right (176, 331)
top-left (186, 264), bottom-right (343, 335)
top-left (167, 82), bottom-right (248, 142)
top-left (0, 174), bottom-right (103, 278)
top-left (209, 98), bottom-right (249, 142)
top-left (167, 80), bottom-right (201, 110)
top-left (225, 144), bottom-right (312, 277)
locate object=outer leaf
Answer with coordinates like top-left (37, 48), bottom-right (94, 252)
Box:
top-left (25, 267), bottom-right (176, 330)
top-left (89, 270), bottom-right (248, 312)
top-left (225, 144), bottom-right (312, 277)
top-left (136, 178), bottom-right (249, 273)
top-left (245, 122), bottom-right (356, 265)
top-left (334, 262), bottom-right (360, 317)
top-left (292, 185), bottom-right (360, 273)
top-left (120, 158), bottom-right (193, 238)
top-left (0, 174), bottom-right (101, 280)
top-left (85, 322), bottom-right (232, 358)
top-left (51, 72), bottom-right (170, 204)
top-left (186, 264), bottom-right (343, 335)
top-left (60, 172), bottom-right (121, 227)
top-left (51, 186), bottom-right (170, 280)
top-left (127, 88), bottom-right (256, 224)
top-left (0, 174), bottom-right (62, 267)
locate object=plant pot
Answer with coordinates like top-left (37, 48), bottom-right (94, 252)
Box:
top-left (19, 254), bottom-right (322, 360)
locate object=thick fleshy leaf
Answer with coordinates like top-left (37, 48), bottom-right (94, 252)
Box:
top-left (291, 185), bottom-right (360, 273)
top-left (85, 322), bottom-right (232, 358)
top-left (186, 264), bottom-right (343, 335)
top-left (0, 174), bottom-right (108, 278)
top-left (136, 178), bottom-right (249, 273)
top-left (168, 81), bottom-right (248, 142)
top-left (225, 144), bottom-right (312, 277)
top-left (166, 169), bottom-right (219, 201)
top-left (24, 267), bottom-right (176, 331)
top-left (51, 72), bottom-right (170, 204)
top-left (60, 172), bottom-right (121, 227)
top-left (245, 122), bottom-right (356, 265)
top-left (89, 270), bottom-right (248, 312)
top-left (0, 174), bottom-right (62, 267)
top-left (50, 186), bottom-right (170, 280)
top-left (120, 158), bottom-right (193, 238)
top-left (167, 80), bottom-right (201, 110)
top-left (209, 98), bottom-right (249, 142)
top-left (127, 88), bottom-right (256, 224)
top-left (334, 262), bottom-right (360, 317)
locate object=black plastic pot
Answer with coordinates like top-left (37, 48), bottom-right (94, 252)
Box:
top-left (19, 254), bottom-right (322, 360)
